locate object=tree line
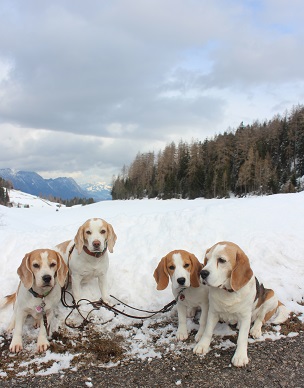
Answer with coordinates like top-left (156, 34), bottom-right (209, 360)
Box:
top-left (43, 195), bottom-right (95, 207)
top-left (111, 105), bottom-right (304, 200)
top-left (0, 178), bottom-right (12, 205)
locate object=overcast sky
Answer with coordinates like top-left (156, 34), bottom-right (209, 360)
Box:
top-left (1, 0), bottom-right (304, 185)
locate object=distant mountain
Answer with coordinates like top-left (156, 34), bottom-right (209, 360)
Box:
top-left (0, 169), bottom-right (112, 201)
top-left (79, 182), bottom-right (112, 201)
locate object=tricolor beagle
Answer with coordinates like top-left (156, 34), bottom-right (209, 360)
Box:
top-left (56, 218), bottom-right (117, 304)
top-left (194, 241), bottom-right (289, 367)
top-left (154, 250), bottom-right (209, 341)
top-left (0, 249), bottom-right (68, 353)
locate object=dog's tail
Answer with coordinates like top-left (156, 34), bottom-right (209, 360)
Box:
top-left (0, 293), bottom-right (17, 309)
top-left (270, 301), bottom-right (290, 324)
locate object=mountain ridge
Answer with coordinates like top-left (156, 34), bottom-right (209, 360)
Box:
top-left (0, 168), bottom-right (111, 201)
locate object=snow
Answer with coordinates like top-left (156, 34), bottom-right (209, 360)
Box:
top-left (19, 351), bottom-right (75, 376)
top-left (0, 190), bottom-right (304, 376)
top-left (7, 189), bottom-right (63, 208)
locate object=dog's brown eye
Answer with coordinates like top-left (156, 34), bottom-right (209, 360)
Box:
top-left (169, 265), bottom-right (175, 270)
top-left (184, 263), bottom-right (190, 268)
top-left (86, 231), bottom-right (92, 235)
top-left (100, 230), bottom-right (106, 234)
top-left (218, 258), bottom-right (226, 264)
top-left (33, 263), bottom-right (40, 268)
top-left (50, 263), bottom-right (56, 268)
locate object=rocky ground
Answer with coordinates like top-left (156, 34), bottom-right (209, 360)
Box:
top-left (1, 314), bottom-right (303, 387)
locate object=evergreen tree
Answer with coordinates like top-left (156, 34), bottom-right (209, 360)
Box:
top-left (111, 104), bottom-right (304, 200)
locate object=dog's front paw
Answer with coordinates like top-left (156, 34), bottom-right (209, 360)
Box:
top-left (250, 323), bottom-right (262, 339)
top-left (37, 338), bottom-right (50, 353)
top-left (250, 326), bottom-right (262, 339)
top-left (193, 340), bottom-right (209, 355)
top-left (176, 326), bottom-right (188, 341)
top-left (10, 337), bottom-right (23, 353)
top-left (232, 351), bottom-right (249, 367)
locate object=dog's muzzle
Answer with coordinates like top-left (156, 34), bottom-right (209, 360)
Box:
top-left (177, 277), bottom-right (186, 286)
top-left (42, 274), bottom-right (52, 287)
top-left (92, 240), bottom-right (101, 251)
top-left (200, 270), bottom-right (209, 285)
top-left (200, 270), bottom-right (209, 279)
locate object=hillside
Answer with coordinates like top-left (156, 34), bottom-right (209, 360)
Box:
top-left (0, 191), bottom-right (303, 380)
top-left (0, 169), bottom-right (111, 201)
top-left (7, 189), bottom-right (63, 208)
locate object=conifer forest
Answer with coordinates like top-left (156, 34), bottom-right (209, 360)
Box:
top-left (112, 105), bottom-right (304, 200)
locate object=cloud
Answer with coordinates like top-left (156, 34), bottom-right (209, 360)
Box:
top-left (0, 0), bottom-right (303, 183)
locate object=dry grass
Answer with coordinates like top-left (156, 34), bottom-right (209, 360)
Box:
top-left (0, 325), bottom-right (125, 380)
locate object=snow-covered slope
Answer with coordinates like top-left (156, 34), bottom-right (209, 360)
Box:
top-left (0, 191), bottom-right (303, 376)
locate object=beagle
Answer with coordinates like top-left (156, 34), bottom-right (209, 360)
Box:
top-left (0, 249), bottom-right (68, 353)
top-left (154, 250), bottom-right (209, 341)
top-left (56, 218), bottom-right (117, 304)
top-left (194, 241), bottom-right (289, 367)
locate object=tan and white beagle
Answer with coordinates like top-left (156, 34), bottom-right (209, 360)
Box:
top-left (56, 218), bottom-right (117, 304)
top-left (154, 250), bottom-right (209, 341)
top-left (0, 249), bottom-right (68, 353)
top-left (194, 241), bottom-right (289, 367)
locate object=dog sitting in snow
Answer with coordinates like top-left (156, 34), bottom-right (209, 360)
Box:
top-left (194, 241), bottom-right (289, 367)
top-left (0, 249), bottom-right (68, 353)
top-left (154, 250), bottom-right (209, 341)
top-left (56, 218), bottom-right (117, 304)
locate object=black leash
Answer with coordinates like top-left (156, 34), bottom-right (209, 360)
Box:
top-left (95, 295), bottom-right (178, 319)
top-left (109, 294), bottom-right (177, 314)
top-left (60, 286), bottom-right (178, 329)
top-left (61, 243), bottom-right (179, 329)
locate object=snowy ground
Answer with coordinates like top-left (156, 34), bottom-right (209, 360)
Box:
top-left (0, 189), bottom-right (303, 377)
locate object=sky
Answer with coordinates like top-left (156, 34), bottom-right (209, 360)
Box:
top-left (0, 0), bottom-right (304, 185)
top-left (0, 191), bottom-right (303, 376)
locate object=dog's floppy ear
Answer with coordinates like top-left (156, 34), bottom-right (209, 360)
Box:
top-left (55, 252), bottom-right (69, 287)
top-left (230, 248), bottom-right (253, 291)
top-left (17, 253), bottom-right (33, 289)
top-left (203, 247), bottom-right (211, 266)
top-left (106, 222), bottom-right (117, 253)
top-left (74, 225), bottom-right (85, 254)
top-left (153, 256), bottom-right (169, 290)
top-left (189, 253), bottom-right (203, 288)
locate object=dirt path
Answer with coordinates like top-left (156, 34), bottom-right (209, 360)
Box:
top-left (1, 330), bottom-right (303, 388)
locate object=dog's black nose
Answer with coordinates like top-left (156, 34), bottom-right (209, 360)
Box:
top-left (200, 270), bottom-right (209, 279)
top-left (42, 275), bottom-right (52, 283)
top-left (177, 277), bottom-right (186, 285)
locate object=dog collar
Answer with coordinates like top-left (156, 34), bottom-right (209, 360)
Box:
top-left (176, 287), bottom-right (187, 302)
top-left (28, 287), bottom-right (52, 299)
top-left (83, 241), bottom-right (108, 258)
